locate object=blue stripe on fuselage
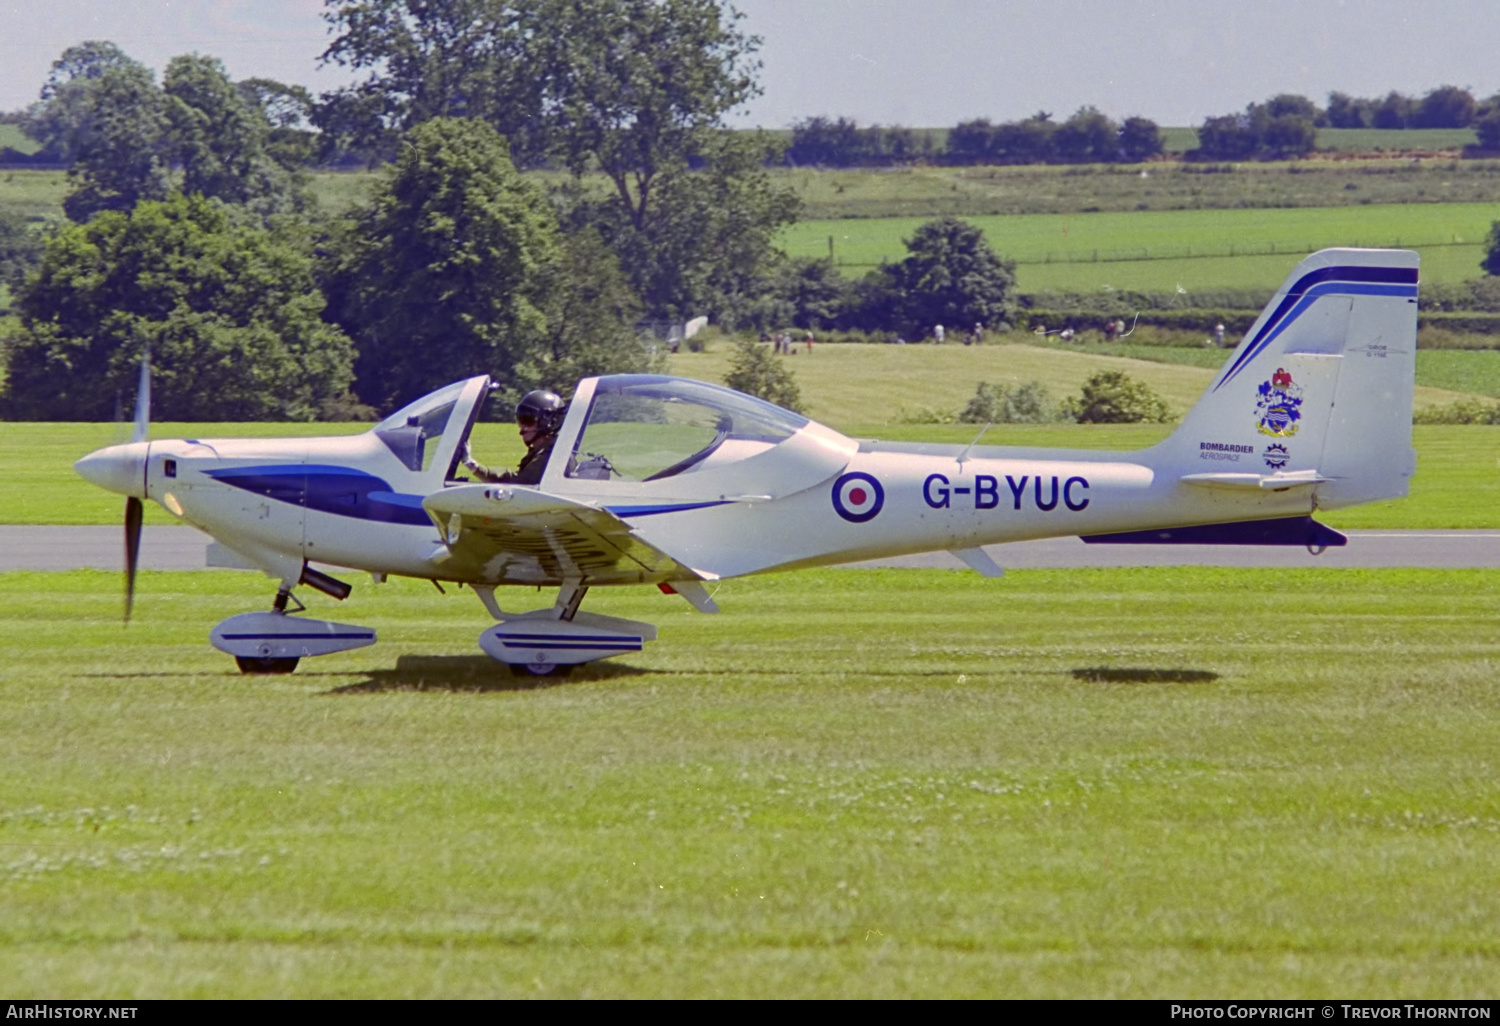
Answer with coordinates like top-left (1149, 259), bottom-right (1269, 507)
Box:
top-left (205, 464), bottom-right (432, 526)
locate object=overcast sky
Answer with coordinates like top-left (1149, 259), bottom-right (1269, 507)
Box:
top-left (2, 0), bottom-right (1498, 127)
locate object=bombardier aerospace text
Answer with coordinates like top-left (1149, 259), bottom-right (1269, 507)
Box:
top-left (76, 248), bottom-right (1419, 676)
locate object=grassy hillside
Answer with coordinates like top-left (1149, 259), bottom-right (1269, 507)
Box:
top-left (665, 342), bottom-right (1474, 428)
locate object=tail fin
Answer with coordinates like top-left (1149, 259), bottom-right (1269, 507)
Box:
top-left (1163, 248), bottom-right (1419, 509)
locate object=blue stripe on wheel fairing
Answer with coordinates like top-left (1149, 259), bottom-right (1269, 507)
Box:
top-left (498, 640), bottom-right (644, 651)
top-left (498, 633), bottom-right (644, 644)
top-left (220, 632), bottom-right (375, 640)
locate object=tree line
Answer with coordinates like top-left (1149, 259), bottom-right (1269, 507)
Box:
top-left (1193, 87), bottom-right (1500, 161)
top-left (784, 86), bottom-right (1500, 169)
top-left (789, 108), bottom-right (1166, 167)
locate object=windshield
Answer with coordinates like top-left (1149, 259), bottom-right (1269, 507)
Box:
top-left (568, 375), bottom-right (808, 482)
top-left (374, 380), bottom-right (468, 472)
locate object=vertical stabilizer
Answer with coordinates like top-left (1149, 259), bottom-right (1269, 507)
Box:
top-left (1160, 248), bottom-right (1419, 509)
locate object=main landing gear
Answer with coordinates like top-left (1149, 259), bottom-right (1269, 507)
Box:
top-left (475, 579), bottom-right (657, 677)
top-left (209, 571), bottom-right (376, 675)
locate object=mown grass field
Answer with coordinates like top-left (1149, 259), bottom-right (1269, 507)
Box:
top-left (3, 566), bottom-right (1499, 997)
top-left (783, 203), bottom-right (1500, 291)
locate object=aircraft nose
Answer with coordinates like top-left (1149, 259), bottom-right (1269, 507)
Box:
top-left (75, 442), bottom-right (149, 498)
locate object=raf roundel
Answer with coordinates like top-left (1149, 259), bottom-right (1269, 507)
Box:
top-left (832, 471), bottom-right (885, 523)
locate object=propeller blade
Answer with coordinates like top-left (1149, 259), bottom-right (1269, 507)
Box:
top-left (124, 496), bottom-right (143, 623)
top-left (130, 351), bottom-right (151, 445)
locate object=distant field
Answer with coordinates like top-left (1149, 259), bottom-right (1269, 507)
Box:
top-left (789, 203), bottom-right (1500, 267)
top-left (782, 203), bottom-right (1500, 291)
top-left (1013, 245), bottom-right (1490, 293)
top-left (1162, 127), bottom-right (1478, 154)
top-left (775, 159), bottom-right (1500, 220)
top-left (10, 159), bottom-right (1500, 226)
top-left (0, 124), bottom-right (41, 155)
top-left (1319, 127), bottom-right (1478, 152)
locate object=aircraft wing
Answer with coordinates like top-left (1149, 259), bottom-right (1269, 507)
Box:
top-left (422, 483), bottom-right (707, 586)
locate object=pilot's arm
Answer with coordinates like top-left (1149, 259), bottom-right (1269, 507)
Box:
top-left (460, 443), bottom-right (506, 483)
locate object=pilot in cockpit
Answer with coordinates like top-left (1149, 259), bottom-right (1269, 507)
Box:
top-left (461, 389), bottom-right (566, 486)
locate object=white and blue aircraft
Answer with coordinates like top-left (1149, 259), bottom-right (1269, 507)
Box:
top-left (75, 248), bottom-right (1419, 675)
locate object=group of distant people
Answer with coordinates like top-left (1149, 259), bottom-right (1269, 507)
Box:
top-left (761, 330), bottom-right (815, 354)
top-left (887, 322), bottom-right (986, 345)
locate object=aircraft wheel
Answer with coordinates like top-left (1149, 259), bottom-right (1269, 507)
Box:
top-left (235, 656), bottom-right (300, 675)
top-left (511, 661), bottom-right (571, 678)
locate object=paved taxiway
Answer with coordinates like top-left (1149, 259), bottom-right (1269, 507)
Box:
top-left (5, 525), bottom-right (1500, 572)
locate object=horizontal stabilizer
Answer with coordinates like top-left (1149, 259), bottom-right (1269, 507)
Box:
top-left (1179, 470), bottom-right (1329, 490)
top-left (1082, 516), bottom-right (1347, 547)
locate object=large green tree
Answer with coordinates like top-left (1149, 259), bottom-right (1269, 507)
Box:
top-left (3, 193), bottom-right (355, 421)
top-left (327, 117), bottom-right (648, 410)
top-left (886, 217), bottom-right (1017, 338)
top-left (320, 0), bottom-right (796, 320)
top-left (23, 43), bottom-right (303, 221)
top-left (570, 131), bottom-right (798, 322)
top-left (21, 44), bottom-right (177, 222)
top-left (165, 55), bottom-right (301, 214)
top-left (20, 41), bottom-right (148, 163)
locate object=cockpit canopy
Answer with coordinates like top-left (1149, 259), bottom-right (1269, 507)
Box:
top-left (566, 375), bottom-right (809, 482)
top-left (373, 378), bottom-right (472, 473)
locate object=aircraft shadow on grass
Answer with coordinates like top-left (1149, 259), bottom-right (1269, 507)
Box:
top-left (1069, 668), bottom-right (1220, 684)
top-left (326, 654), bottom-right (650, 694)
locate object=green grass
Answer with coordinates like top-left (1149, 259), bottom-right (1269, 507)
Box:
top-left (4, 566), bottom-right (1500, 996)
